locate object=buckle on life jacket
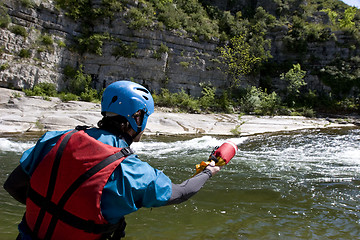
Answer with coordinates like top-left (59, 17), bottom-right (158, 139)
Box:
top-left (120, 147), bottom-right (133, 156)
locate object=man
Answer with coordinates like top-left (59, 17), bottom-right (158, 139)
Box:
top-left (4, 81), bottom-right (224, 240)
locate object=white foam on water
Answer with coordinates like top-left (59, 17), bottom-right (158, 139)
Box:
top-left (0, 138), bottom-right (34, 153)
top-left (132, 136), bottom-right (247, 158)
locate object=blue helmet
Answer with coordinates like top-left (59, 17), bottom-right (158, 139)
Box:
top-left (101, 81), bottom-right (154, 132)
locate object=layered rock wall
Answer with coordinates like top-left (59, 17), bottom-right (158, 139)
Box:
top-left (0, 0), bottom-right (359, 97)
top-left (0, 0), bottom-right (227, 96)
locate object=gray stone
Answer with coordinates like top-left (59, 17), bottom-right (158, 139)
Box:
top-left (0, 88), bottom-right (355, 136)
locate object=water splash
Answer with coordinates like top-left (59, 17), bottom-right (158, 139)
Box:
top-left (0, 138), bottom-right (34, 153)
top-left (132, 136), bottom-right (247, 158)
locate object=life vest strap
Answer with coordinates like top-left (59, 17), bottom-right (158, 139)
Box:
top-left (27, 187), bottom-right (121, 234)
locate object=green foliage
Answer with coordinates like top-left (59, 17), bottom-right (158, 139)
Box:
top-left (199, 84), bottom-right (216, 112)
top-left (20, 0), bottom-right (35, 8)
top-left (152, 43), bottom-right (169, 60)
top-left (153, 88), bottom-right (200, 113)
top-left (62, 65), bottom-right (100, 102)
top-left (179, 61), bottom-right (190, 68)
top-left (319, 57), bottom-right (360, 98)
top-left (218, 90), bottom-right (234, 113)
top-left (280, 63), bottom-right (307, 97)
top-left (218, 35), bottom-right (261, 84)
top-left (24, 83), bottom-right (57, 97)
top-left (153, 85), bottom-right (232, 113)
top-left (240, 86), bottom-right (282, 115)
top-left (148, 0), bottom-right (220, 41)
top-left (63, 65), bottom-right (77, 78)
top-left (18, 49), bottom-right (31, 58)
top-left (55, 0), bottom-right (92, 20)
top-left (10, 25), bottom-right (28, 38)
top-left (0, 62), bottom-right (9, 71)
top-left (37, 34), bottom-right (54, 52)
top-left (335, 97), bottom-right (359, 113)
top-left (321, 8), bottom-right (338, 25)
top-left (0, 2), bottom-right (11, 28)
top-left (66, 65), bottom-right (92, 95)
top-left (283, 16), bottom-right (308, 52)
top-left (0, 45), bottom-right (5, 56)
top-left (19, 67), bottom-right (101, 103)
top-left (39, 34), bottom-right (54, 45)
top-left (25, 0), bottom-right (360, 115)
top-left (99, 0), bottom-right (124, 19)
top-left (58, 92), bottom-right (79, 102)
top-left (339, 7), bottom-right (357, 29)
top-left (112, 40), bottom-right (138, 58)
top-left (127, 6), bottom-right (154, 30)
top-left (56, 40), bottom-right (66, 48)
top-left (76, 33), bottom-right (110, 55)
top-left (80, 88), bottom-right (99, 102)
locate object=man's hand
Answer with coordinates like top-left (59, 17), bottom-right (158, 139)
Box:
top-left (205, 161), bottom-right (221, 176)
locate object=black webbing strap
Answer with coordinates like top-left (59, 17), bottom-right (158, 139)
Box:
top-left (32, 129), bottom-right (77, 237)
top-left (28, 129), bottom-right (133, 239)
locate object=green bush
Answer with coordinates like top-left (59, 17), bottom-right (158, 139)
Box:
top-left (63, 64), bottom-right (101, 102)
top-left (153, 86), bottom-right (235, 113)
top-left (199, 84), bottom-right (216, 112)
top-left (153, 88), bottom-right (200, 113)
top-left (0, 2), bottom-right (11, 28)
top-left (240, 86), bottom-right (282, 115)
top-left (24, 82), bottom-right (57, 97)
top-left (127, 7), bottom-right (154, 30)
top-left (280, 63), bottom-right (307, 106)
top-left (10, 25), bottom-right (28, 38)
top-left (76, 33), bottom-right (110, 55)
top-left (112, 40), bottom-right (137, 58)
top-left (56, 40), bottom-right (66, 47)
top-left (58, 92), bottom-right (79, 102)
top-left (67, 65), bottom-right (92, 95)
top-left (20, 0), bottom-right (35, 8)
top-left (80, 88), bottom-right (99, 102)
top-left (218, 90), bottom-right (234, 113)
top-left (39, 34), bottom-right (54, 45)
top-left (18, 49), bottom-right (31, 58)
top-left (153, 43), bottom-right (169, 60)
top-left (0, 62), bottom-right (9, 71)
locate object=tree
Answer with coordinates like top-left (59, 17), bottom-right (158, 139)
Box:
top-left (219, 35), bottom-right (261, 85)
top-left (280, 63), bottom-right (307, 106)
top-left (339, 7), bottom-right (356, 29)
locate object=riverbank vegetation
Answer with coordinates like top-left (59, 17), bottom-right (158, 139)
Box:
top-left (3, 0), bottom-right (360, 116)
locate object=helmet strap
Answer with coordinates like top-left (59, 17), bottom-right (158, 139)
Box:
top-left (120, 132), bottom-right (133, 146)
top-left (131, 126), bottom-right (143, 140)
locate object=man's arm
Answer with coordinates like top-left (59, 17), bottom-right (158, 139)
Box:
top-left (166, 163), bottom-right (220, 205)
top-left (3, 165), bottom-right (29, 204)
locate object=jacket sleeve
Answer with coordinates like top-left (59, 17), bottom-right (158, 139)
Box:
top-left (166, 169), bottom-right (212, 205)
top-left (3, 165), bottom-right (30, 204)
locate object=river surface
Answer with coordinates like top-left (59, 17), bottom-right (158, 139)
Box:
top-left (0, 127), bottom-right (359, 240)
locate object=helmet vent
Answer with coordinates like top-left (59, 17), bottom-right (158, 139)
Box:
top-left (136, 87), bottom-right (149, 94)
top-left (143, 95), bottom-right (149, 100)
top-left (108, 96), bottom-right (118, 107)
top-left (111, 96), bottom-right (118, 103)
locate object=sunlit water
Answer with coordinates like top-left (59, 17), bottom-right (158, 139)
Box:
top-left (0, 128), bottom-right (359, 239)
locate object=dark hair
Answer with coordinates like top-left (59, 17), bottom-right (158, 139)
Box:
top-left (97, 115), bottom-right (130, 136)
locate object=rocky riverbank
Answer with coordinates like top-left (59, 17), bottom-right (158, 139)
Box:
top-left (0, 88), bottom-right (358, 136)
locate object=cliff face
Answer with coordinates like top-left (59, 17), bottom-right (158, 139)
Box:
top-left (0, 0), bottom-right (359, 97)
top-left (0, 0), bottom-right (227, 96)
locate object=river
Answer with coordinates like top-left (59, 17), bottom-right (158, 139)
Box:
top-left (0, 127), bottom-right (359, 239)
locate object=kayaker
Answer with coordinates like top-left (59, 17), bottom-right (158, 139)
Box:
top-left (4, 81), bottom-right (225, 240)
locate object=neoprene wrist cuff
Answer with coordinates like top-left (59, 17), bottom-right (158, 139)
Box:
top-left (203, 169), bottom-right (212, 178)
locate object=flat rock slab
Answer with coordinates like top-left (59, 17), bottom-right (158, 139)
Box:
top-left (0, 88), bottom-right (356, 136)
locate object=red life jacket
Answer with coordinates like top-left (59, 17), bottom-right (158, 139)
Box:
top-left (25, 129), bottom-right (133, 240)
